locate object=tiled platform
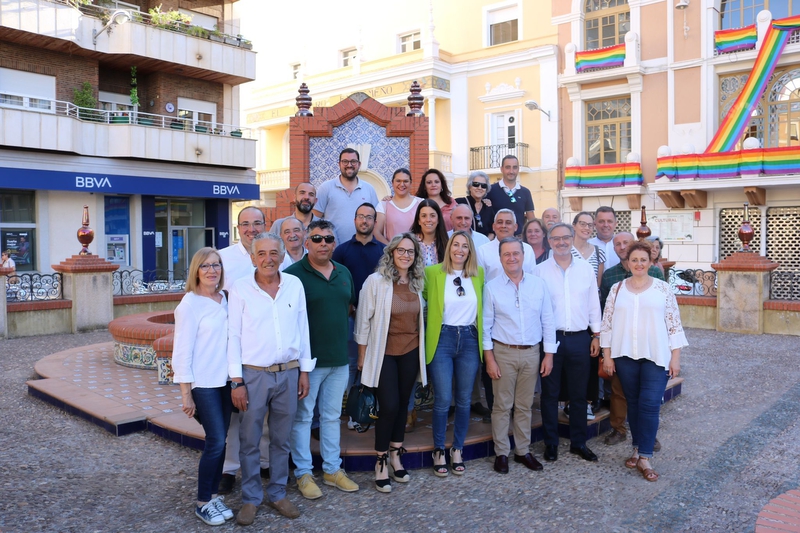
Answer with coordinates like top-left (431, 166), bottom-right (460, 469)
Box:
top-left (756, 490), bottom-right (800, 532)
top-left (27, 342), bottom-right (683, 471)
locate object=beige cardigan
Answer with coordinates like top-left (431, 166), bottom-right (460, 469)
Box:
top-left (355, 272), bottom-right (427, 389)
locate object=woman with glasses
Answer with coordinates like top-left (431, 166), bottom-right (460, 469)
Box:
top-left (572, 211), bottom-right (606, 286)
top-left (423, 231), bottom-right (484, 476)
top-left (456, 171), bottom-right (495, 240)
top-left (522, 219), bottom-right (549, 265)
top-left (356, 233), bottom-right (427, 493)
top-left (172, 247), bottom-right (233, 526)
top-left (416, 168), bottom-right (457, 231)
top-left (374, 168), bottom-right (422, 244)
top-left (410, 199), bottom-right (448, 267)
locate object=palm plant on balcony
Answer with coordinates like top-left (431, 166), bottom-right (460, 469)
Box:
top-left (72, 82), bottom-right (100, 122)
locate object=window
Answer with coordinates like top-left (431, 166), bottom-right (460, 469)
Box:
top-left (0, 190), bottom-right (36, 271)
top-left (586, 97), bottom-right (631, 165)
top-left (342, 48), bottom-right (357, 67)
top-left (399, 31), bottom-right (421, 53)
top-left (291, 63), bottom-right (301, 80)
top-left (0, 68), bottom-right (55, 113)
top-left (720, 0), bottom-right (800, 29)
top-left (584, 0), bottom-right (629, 51)
top-left (491, 112), bottom-right (519, 147)
top-left (487, 4), bottom-right (519, 46)
top-left (178, 8), bottom-right (217, 30)
top-left (99, 91), bottom-right (135, 116)
top-left (176, 97), bottom-right (216, 132)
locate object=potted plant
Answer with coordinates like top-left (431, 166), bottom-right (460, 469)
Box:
top-left (230, 128), bottom-right (242, 138)
top-left (209, 25), bottom-right (223, 42)
top-left (239, 37), bottom-right (252, 50)
top-left (187, 25), bottom-right (208, 39)
top-left (72, 82), bottom-right (100, 121)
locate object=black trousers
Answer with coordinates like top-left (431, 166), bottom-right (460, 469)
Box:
top-left (374, 348), bottom-right (419, 452)
top-left (541, 330), bottom-right (591, 447)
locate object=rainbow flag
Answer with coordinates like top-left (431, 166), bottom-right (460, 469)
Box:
top-left (575, 44), bottom-right (626, 73)
top-left (656, 146), bottom-right (800, 180)
top-left (565, 162), bottom-right (643, 188)
top-left (706, 15), bottom-right (800, 153)
top-left (715, 25), bottom-right (757, 53)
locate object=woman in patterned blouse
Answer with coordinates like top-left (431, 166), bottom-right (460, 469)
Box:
top-left (410, 199), bottom-right (448, 267)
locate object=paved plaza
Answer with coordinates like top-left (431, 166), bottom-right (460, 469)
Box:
top-left (1, 328), bottom-right (800, 533)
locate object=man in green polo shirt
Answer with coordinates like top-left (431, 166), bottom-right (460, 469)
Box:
top-left (286, 219), bottom-right (359, 499)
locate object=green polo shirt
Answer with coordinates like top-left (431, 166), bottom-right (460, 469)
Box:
top-left (284, 255), bottom-right (355, 367)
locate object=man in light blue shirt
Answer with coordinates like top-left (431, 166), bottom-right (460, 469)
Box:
top-left (312, 148), bottom-right (379, 245)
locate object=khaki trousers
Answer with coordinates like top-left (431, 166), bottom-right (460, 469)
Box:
top-left (490, 342), bottom-right (540, 457)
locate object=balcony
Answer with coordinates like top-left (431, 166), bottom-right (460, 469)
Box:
top-left (0, 0), bottom-right (255, 84)
top-left (0, 95), bottom-right (256, 168)
top-left (257, 168), bottom-right (290, 192)
top-left (429, 151), bottom-right (452, 174)
top-left (469, 143), bottom-right (529, 171)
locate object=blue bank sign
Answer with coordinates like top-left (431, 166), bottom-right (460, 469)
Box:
top-left (0, 167), bottom-right (260, 199)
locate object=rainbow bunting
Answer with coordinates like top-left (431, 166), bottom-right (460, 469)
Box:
top-left (575, 43), bottom-right (626, 73)
top-left (714, 25), bottom-right (757, 54)
top-left (565, 162), bottom-right (643, 188)
top-left (706, 15), bottom-right (800, 153)
top-left (656, 146), bottom-right (800, 180)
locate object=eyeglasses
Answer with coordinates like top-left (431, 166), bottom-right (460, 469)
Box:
top-left (549, 235), bottom-right (573, 242)
top-left (453, 276), bottom-right (465, 297)
top-left (199, 263), bottom-right (222, 272)
top-left (575, 221), bottom-right (595, 229)
top-left (309, 234), bottom-right (335, 244)
top-left (356, 214), bottom-right (375, 221)
top-left (339, 159), bottom-right (360, 166)
top-left (238, 221), bottom-right (265, 229)
top-left (471, 182), bottom-right (488, 189)
top-left (395, 247), bottom-right (415, 257)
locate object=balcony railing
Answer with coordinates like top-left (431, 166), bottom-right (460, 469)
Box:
top-left (770, 271), bottom-right (800, 301)
top-left (0, 93), bottom-right (254, 138)
top-left (5, 272), bottom-right (63, 302)
top-left (113, 269), bottom-right (187, 296)
top-left (469, 143), bottom-right (529, 170)
top-left (668, 268), bottom-right (718, 297)
top-left (257, 169), bottom-right (290, 191)
top-left (429, 151), bottom-right (452, 173)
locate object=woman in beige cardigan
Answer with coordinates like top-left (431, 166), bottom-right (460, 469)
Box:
top-left (356, 233), bottom-right (427, 493)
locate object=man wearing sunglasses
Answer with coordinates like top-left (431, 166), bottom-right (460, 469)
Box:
top-left (285, 220), bottom-right (360, 499)
top-left (313, 148), bottom-right (379, 245)
top-left (485, 155), bottom-right (535, 235)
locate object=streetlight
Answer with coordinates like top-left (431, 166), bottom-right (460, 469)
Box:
top-left (93, 10), bottom-right (132, 45)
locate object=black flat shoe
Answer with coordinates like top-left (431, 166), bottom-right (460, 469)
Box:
top-left (569, 445), bottom-right (598, 462)
top-left (544, 445), bottom-right (558, 462)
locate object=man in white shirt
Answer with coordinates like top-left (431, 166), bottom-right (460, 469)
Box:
top-left (533, 223), bottom-right (602, 463)
top-left (588, 206), bottom-right (620, 268)
top-left (269, 182), bottom-right (317, 234)
top-left (228, 233), bottom-right (315, 525)
top-left (483, 238), bottom-right (557, 474)
top-left (477, 209), bottom-right (536, 281)
top-left (278, 217), bottom-right (306, 270)
top-left (448, 203), bottom-right (490, 248)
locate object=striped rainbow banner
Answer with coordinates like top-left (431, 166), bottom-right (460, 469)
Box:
top-left (656, 146), bottom-right (800, 180)
top-left (575, 43), bottom-right (626, 73)
top-left (565, 162), bottom-right (643, 188)
top-left (706, 15), bottom-right (800, 153)
top-left (714, 25), bottom-right (757, 53)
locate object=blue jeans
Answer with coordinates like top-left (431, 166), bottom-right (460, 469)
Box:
top-left (428, 325), bottom-right (480, 450)
top-left (290, 364), bottom-right (350, 477)
top-left (614, 356), bottom-right (669, 458)
top-left (192, 385), bottom-right (233, 502)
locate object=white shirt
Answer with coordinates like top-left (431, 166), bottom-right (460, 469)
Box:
top-left (589, 236), bottom-right (620, 268)
top-left (279, 248), bottom-right (306, 271)
top-left (482, 272), bottom-right (558, 353)
top-left (477, 239), bottom-right (536, 281)
top-left (171, 292), bottom-right (229, 389)
top-left (218, 241), bottom-right (254, 290)
top-left (227, 272), bottom-right (316, 379)
top-left (447, 229), bottom-right (490, 249)
top-left (533, 256), bottom-right (601, 333)
top-left (2, 257), bottom-right (15, 269)
top-left (442, 270), bottom-right (478, 326)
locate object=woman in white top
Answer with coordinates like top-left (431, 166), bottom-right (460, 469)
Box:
top-left (571, 211), bottom-right (606, 286)
top-left (600, 241), bottom-right (687, 483)
top-left (172, 247), bottom-right (233, 526)
top-left (374, 168), bottom-right (423, 244)
top-left (1, 251), bottom-right (16, 282)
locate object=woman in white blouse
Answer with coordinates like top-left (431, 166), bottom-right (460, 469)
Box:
top-left (172, 247), bottom-right (233, 526)
top-left (600, 241), bottom-right (687, 483)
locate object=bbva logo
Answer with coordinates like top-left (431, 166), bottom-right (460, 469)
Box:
top-left (213, 185), bottom-right (240, 195)
top-left (76, 176), bottom-right (112, 188)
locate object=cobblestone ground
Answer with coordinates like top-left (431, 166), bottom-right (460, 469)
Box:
top-left (1, 328), bottom-right (799, 533)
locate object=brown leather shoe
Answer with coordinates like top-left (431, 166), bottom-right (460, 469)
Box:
top-left (514, 452), bottom-right (543, 471)
top-left (493, 455), bottom-right (509, 474)
top-left (236, 503), bottom-right (257, 526)
top-left (269, 498), bottom-right (300, 519)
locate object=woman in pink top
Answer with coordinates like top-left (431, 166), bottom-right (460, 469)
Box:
top-left (415, 168), bottom-right (456, 231)
top-left (375, 168), bottom-right (422, 244)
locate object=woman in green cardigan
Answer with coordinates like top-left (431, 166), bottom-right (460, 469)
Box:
top-left (423, 230), bottom-right (485, 477)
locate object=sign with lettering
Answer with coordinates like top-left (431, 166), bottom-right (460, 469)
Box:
top-left (646, 212), bottom-right (695, 242)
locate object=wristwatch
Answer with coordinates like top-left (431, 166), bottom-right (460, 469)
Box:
top-left (230, 381), bottom-right (246, 390)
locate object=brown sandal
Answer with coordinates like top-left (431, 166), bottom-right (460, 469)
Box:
top-left (637, 458), bottom-right (659, 482)
top-left (625, 450), bottom-right (639, 469)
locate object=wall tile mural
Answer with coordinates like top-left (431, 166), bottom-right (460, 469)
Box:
top-left (309, 115), bottom-right (410, 187)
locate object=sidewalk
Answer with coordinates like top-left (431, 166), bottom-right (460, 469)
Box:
top-left (2, 328), bottom-right (800, 532)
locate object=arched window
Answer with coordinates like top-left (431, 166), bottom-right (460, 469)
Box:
top-left (584, 0), bottom-right (630, 50)
top-left (719, 1), bottom-right (800, 30)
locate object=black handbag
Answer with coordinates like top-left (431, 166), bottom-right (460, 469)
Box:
top-left (345, 372), bottom-right (378, 433)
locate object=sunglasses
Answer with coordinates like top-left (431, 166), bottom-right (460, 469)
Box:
top-left (453, 276), bottom-right (466, 297)
top-left (471, 182), bottom-right (488, 189)
top-left (309, 235), bottom-right (335, 244)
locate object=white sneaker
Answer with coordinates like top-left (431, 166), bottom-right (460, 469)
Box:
top-left (210, 496), bottom-right (234, 520)
top-left (347, 417), bottom-right (357, 430)
top-left (587, 403), bottom-right (596, 420)
top-left (196, 501), bottom-right (225, 526)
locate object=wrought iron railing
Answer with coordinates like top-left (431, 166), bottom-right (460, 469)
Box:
top-left (469, 143), bottom-right (529, 170)
top-left (5, 273), bottom-right (63, 302)
top-left (668, 268), bottom-right (718, 297)
top-left (770, 271), bottom-right (800, 301)
top-left (113, 269), bottom-right (188, 296)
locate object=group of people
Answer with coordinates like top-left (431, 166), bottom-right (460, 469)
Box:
top-left (171, 148), bottom-right (688, 527)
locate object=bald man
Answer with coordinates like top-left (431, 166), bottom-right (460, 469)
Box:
top-left (541, 208), bottom-right (561, 230)
top-left (448, 204), bottom-right (490, 248)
